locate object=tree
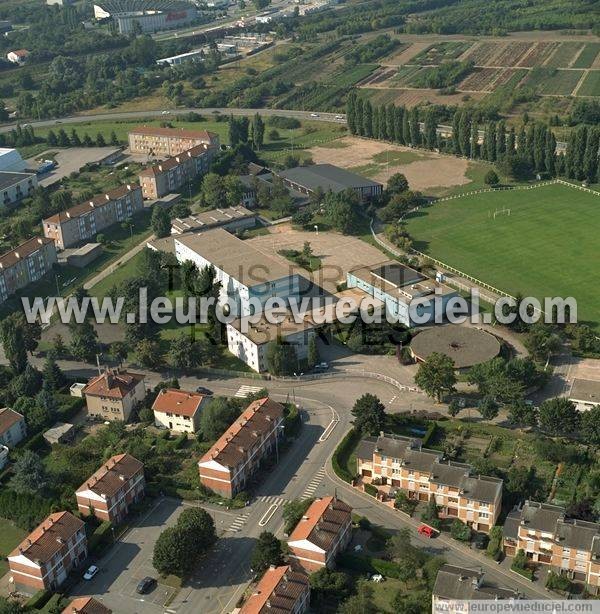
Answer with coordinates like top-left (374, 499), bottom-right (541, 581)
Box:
top-left (448, 399), bottom-right (461, 417)
top-left (351, 393), bottom-right (385, 435)
top-left (176, 508), bottom-right (216, 550)
top-left (421, 497), bottom-right (441, 529)
top-left (266, 339), bottom-right (298, 376)
top-left (251, 113), bottom-right (265, 150)
top-left (136, 339), bottom-right (163, 369)
top-left (153, 526), bottom-right (196, 577)
top-left (484, 169), bottom-right (499, 186)
top-left (450, 519), bottom-right (471, 541)
top-left (415, 352), bottom-right (456, 402)
top-left (387, 173), bottom-right (409, 194)
top-left (69, 320), bottom-right (98, 362)
top-left (168, 333), bottom-right (208, 370)
top-left (0, 598), bottom-right (26, 614)
top-left (581, 406), bottom-right (600, 445)
top-left (9, 451), bottom-right (48, 495)
top-left (338, 579), bottom-right (377, 614)
top-left (539, 398), bottom-right (580, 435)
top-left (309, 568), bottom-right (350, 607)
top-left (201, 173), bottom-right (226, 209)
top-left (111, 341), bottom-right (129, 365)
top-left (41, 352), bottom-right (65, 393)
top-left (199, 397), bottom-right (241, 441)
top-left (523, 324), bottom-right (562, 362)
top-left (251, 531), bottom-right (284, 573)
top-left (507, 400), bottom-right (538, 427)
top-left (307, 335), bottom-right (318, 369)
top-left (151, 204), bottom-right (171, 238)
top-left (0, 314), bottom-right (28, 373)
top-left (96, 132), bottom-right (106, 147)
top-left (13, 397), bottom-right (51, 433)
top-left (324, 190), bottom-right (360, 234)
top-left (478, 396), bottom-right (499, 421)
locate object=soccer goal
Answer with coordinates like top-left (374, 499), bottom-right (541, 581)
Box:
top-left (491, 207), bottom-right (511, 219)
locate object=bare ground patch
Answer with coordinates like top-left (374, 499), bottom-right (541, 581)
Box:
top-left (309, 136), bottom-right (472, 191)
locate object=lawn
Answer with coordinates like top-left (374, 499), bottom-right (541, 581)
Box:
top-left (0, 517), bottom-right (27, 577)
top-left (405, 182), bottom-right (600, 327)
top-left (578, 71), bottom-right (600, 97)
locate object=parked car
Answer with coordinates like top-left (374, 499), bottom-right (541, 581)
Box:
top-left (314, 362), bottom-right (329, 371)
top-left (195, 386), bottom-right (213, 395)
top-left (83, 565), bottom-right (98, 581)
top-left (371, 574), bottom-right (384, 583)
top-left (310, 113), bottom-right (320, 118)
top-left (417, 525), bottom-right (436, 538)
top-left (473, 533), bottom-right (489, 550)
top-left (136, 577), bottom-right (156, 594)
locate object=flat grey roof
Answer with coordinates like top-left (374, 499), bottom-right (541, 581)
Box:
top-left (372, 262), bottom-right (425, 288)
top-left (411, 325), bottom-right (501, 369)
top-left (278, 163), bottom-right (382, 193)
top-left (569, 378), bottom-right (600, 405)
top-left (0, 171), bottom-right (35, 190)
top-left (175, 227), bottom-right (292, 284)
top-left (171, 206), bottom-right (255, 234)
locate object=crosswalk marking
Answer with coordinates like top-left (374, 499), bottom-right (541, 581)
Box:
top-left (257, 495), bottom-right (285, 506)
top-left (302, 466), bottom-right (326, 500)
top-left (226, 511), bottom-right (250, 533)
top-left (235, 385), bottom-right (265, 399)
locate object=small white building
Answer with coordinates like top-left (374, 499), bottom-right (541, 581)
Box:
top-left (227, 308), bottom-right (317, 373)
top-left (6, 49), bottom-right (29, 65)
top-left (156, 49), bottom-right (205, 67)
top-left (0, 171), bottom-right (38, 208)
top-left (0, 445), bottom-right (9, 471)
top-left (569, 378), bottom-right (600, 411)
top-left (152, 388), bottom-right (208, 434)
top-left (0, 408), bottom-right (27, 448)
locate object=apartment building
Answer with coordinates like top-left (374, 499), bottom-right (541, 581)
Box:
top-left (0, 237), bottom-right (58, 304)
top-left (356, 433), bottom-right (502, 533)
top-left (83, 369), bottom-right (146, 423)
top-left (0, 407), bottom-right (27, 448)
top-left (8, 511), bottom-right (87, 595)
top-left (287, 496), bottom-right (352, 572)
top-left (170, 206), bottom-right (256, 236)
top-left (175, 228), bottom-right (300, 318)
top-left (432, 564), bottom-right (519, 611)
top-left (76, 453), bottom-right (145, 524)
top-left (152, 388), bottom-right (208, 434)
top-left (128, 126), bottom-right (220, 157)
top-left (0, 171), bottom-right (38, 207)
top-left (139, 143), bottom-right (216, 199)
top-left (198, 397), bottom-right (284, 498)
top-left (43, 184), bottom-right (143, 250)
top-left (62, 597), bottom-right (112, 614)
top-left (239, 565), bottom-right (310, 614)
top-left (503, 500), bottom-right (600, 592)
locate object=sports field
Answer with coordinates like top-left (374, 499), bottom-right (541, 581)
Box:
top-left (405, 182), bottom-right (600, 327)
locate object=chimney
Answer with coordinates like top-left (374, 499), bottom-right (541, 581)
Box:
top-left (105, 194), bottom-right (110, 201)
top-left (66, 212), bottom-right (71, 218)
top-left (159, 165), bottom-right (163, 172)
top-left (37, 238), bottom-right (43, 245)
top-left (127, 184), bottom-right (132, 191)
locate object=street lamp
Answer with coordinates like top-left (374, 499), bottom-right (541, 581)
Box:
top-left (314, 224), bottom-right (319, 235)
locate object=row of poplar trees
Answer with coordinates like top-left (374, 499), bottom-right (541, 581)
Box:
top-left (346, 90), bottom-right (600, 183)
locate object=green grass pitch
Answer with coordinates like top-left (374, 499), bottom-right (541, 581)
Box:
top-left (405, 183), bottom-right (600, 327)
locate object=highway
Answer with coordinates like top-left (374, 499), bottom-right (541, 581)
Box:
top-left (47, 358), bottom-right (554, 613)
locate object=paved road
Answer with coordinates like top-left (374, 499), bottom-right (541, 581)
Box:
top-left (35, 356), bottom-right (555, 612)
top-left (0, 108), bottom-right (346, 135)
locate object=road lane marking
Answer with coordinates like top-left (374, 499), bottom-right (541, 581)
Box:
top-left (258, 503), bottom-right (280, 527)
top-left (235, 385), bottom-right (264, 398)
top-left (319, 418), bottom-right (339, 442)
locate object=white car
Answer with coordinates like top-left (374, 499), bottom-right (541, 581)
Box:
top-left (83, 565), bottom-right (99, 580)
top-left (371, 574), bottom-right (384, 583)
top-left (335, 114), bottom-right (344, 120)
top-left (310, 113), bottom-right (320, 118)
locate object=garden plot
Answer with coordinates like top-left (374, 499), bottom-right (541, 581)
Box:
top-left (493, 67), bottom-right (528, 88)
top-left (411, 41), bottom-right (473, 65)
top-left (518, 42), bottom-right (559, 67)
top-left (492, 41), bottom-right (533, 67)
top-left (459, 67), bottom-right (503, 92)
top-left (464, 41), bottom-right (505, 66)
top-left (578, 71), bottom-right (600, 97)
top-left (572, 43), bottom-right (600, 68)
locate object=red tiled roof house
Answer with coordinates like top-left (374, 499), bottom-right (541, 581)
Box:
top-left (239, 565), bottom-right (310, 614)
top-left (83, 369), bottom-right (146, 422)
top-left (8, 511), bottom-right (87, 594)
top-left (62, 597), bottom-right (112, 614)
top-left (151, 388), bottom-right (208, 434)
top-left (287, 496), bottom-right (352, 573)
top-left (198, 397), bottom-right (284, 498)
top-left (76, 453), bottom-right (145, 524)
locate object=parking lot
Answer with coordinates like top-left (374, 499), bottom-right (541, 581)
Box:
top-left (70, 497), bottom-right (236, 614)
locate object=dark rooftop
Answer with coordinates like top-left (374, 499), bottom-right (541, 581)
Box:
top-left (278, 163), bottom-right (382, 193)
top-left (371, 263), bottom-right (425, 288)
top-left (0, 171), bottom-right (36, 191)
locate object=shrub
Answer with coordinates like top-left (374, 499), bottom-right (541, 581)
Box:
top-left (88, 520), bottom-right (113, 553)
top-left (364, 483), bottom-right (378, 497)
top-left (486, 526), bottom-right (502, 559)
top-left (332, 428), bottom-right (360, 483)
top-left (546, 571), bottom-right (573, 592)
top-left (450, 519), bottom-right (471, 542)
top-left (268, 116), bottom-right (301, 129)
top-left (25, 589), bottom-right (52, 610)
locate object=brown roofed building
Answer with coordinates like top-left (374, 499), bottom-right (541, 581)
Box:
top-left (198, 397), bottom-right (284, 498)
top-left (0, 237), bottom-right (57, 304)
top-left (239, 565), bottom-right (310, 614)
top-left (62, 597), bottom-right (112, 614)
top-left (287, 496), bottom-right (352, 572)
top-left (152, 388), bottom-right (208, 434)
top-left (76, 453), bottom-right (145, 524)
top-left (8, 511), bottom-right (87, 594)
top-left (128, 126), bottom-right (220, 157)
top-left (42, 184), bottom-right (143, 250)
top-left (83, 369), bottom-right (146, 423)
top-left (139, 143), bottom-right (216, 199)
top-left (0, 407), bottom-right (27, 448)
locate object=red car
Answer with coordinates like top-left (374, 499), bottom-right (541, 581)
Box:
top-left (418, 524), bottom-right (436, 538)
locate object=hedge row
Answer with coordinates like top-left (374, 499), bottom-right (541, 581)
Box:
top-left (364, 483), bottom-right (378, 497)
top-left (25, 589), bottom-right (52, 610)
top-left (332, 428), bottom-right (361, 483)
top-left (338, 553), bottom-right (406, 579)
top-left (88, 520), bottom-right (113, 554)
top-left (421, 422), bottom-right (437, 447)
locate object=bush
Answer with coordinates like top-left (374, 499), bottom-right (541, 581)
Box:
top-left (421, 422), bottom-right (437, 447)
top-left (546, 571), bottom-right (573, 592)
top-left (56, 394), bottom-right (85, 421)
top-left (25, 589), bottom-right (52, 610)
top-left (88, 520), bottom-right (113, 553)
top-left (268, 116), bottom-right (301, 129)
top-left (486, 526), bottom-right (502, 559)
top-left (450, 519), bottom-right (471, 542)
top-left (332, 428), bottom-right (360, 483)
top-left (484, 169), bottom-right (499, 186)
top-left (364, 483), bottom-right (378, 497)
